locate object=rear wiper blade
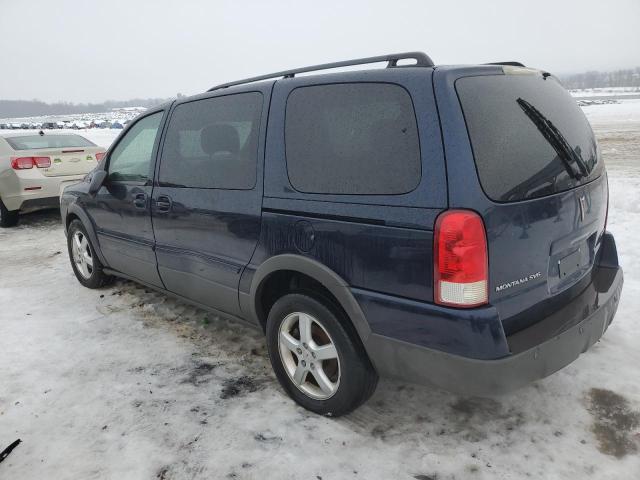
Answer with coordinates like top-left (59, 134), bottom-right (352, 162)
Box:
top-left (516, 98), bottom-right (588, 180)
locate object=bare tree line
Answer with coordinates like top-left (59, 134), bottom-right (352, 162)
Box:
top-left (559, 67), bottom-right (640, 89)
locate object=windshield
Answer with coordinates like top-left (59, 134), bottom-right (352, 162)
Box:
top-left (5, 134), bottom-right (96, 151)
top-left (456, 74), bottom-right (602, 202)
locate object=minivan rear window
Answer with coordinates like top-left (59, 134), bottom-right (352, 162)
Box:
top-left (285, 83), bottom-right (421, 195)
top-left (5, 134), bottom-right (95, 150)
top-left (456, 74), bottom-right (602, 202)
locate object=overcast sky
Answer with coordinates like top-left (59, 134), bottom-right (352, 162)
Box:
top-left (1, 0), bottom-right (639, 103)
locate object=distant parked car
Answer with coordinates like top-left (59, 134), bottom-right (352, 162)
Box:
top-left (0, 131), bottom-right (105, 227)
top-left (42, 122), bottom-right (58, 129)
top-left (110, 121), bottom-right (124, 129)
top-left (0, 123), bottom-right (7, 130)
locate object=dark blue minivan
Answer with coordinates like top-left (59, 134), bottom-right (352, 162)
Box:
top-left (61, 53), bottom-right (623, 416)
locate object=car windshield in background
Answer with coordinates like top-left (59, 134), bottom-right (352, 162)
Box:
top-left (5, 134), bottom-right (96, 151)
top-left (456, 74), bottom-right (603, 202)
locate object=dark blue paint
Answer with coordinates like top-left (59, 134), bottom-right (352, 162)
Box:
top-left (80, 107), bottom-right (170, 288)
top-left (353, 288), bottom-right (510, 359)
top-left (433, 66), bottom-right (610, 332)
top-left (249, 212), bottom-right (434, 302)
top-left (60, 63), bottom-right (620, 367)
top-left (150, 187), bottom-right (262, 316)
top-left (149, 82), bottom-right (272, 316)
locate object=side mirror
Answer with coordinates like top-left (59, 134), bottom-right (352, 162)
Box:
top-left (88, 170), bottom-right (108, 196)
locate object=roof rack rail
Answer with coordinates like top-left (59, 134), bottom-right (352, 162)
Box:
top-left (485, 61), bottom-right (526, 67)
top-left (207, 51), bottom-right (434, 92)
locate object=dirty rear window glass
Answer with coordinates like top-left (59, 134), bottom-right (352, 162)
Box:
top-left (5, 134), bottom-right (95, 150)
top-left (285, 83), bottom-right (421, 195)
top-left (456, 74), bottom-right (603, 202)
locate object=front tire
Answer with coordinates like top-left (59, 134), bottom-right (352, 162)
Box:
top-left (67, 219), bottom-right (111, 288)
top-left (266, 293), bottom-right (378, 416)
top-left (0, 198), bottom-right (19, 228)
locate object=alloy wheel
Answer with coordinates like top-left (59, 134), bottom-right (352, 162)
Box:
top-left (278, 311), bottom-right (341, 400)
top-left (72, 231), bottom-right (94, 279)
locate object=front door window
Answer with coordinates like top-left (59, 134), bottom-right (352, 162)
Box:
top-left (108, 112), bottom-right (163, 183)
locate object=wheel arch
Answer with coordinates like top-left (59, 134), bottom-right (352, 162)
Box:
top-left (66, 204), bottom-right (108, 267)
top-left (248, 254), bottom-right (372, 344)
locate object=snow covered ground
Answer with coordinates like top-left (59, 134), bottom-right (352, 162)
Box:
top-left (1, 102), bottom-right (639, 479)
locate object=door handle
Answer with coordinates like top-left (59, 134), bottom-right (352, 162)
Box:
top-left (133, 193), bottom-right (146, 209)
top-left (156, 195), bottom-right (172, 213)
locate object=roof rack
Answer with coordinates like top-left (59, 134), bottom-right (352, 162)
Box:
top-left (485, 61), bottom-right (526, 67)
top-left (207, 51), bottom-right (434, 91)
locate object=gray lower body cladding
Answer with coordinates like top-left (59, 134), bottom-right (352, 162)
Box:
top-left (363, 266), bottom-right (622, 396)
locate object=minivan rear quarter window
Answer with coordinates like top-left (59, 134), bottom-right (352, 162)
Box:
top-left (285, 83), bottom-right (421, 195)
top-left (456, 74), bottom-right (602, 202)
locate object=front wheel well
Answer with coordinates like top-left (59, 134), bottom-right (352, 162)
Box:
top-left (255, 270), bottom-right (345, 333)
top-left (66, 212), bottom-right (81, 230)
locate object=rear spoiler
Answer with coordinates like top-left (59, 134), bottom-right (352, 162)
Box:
top-left (485, 61), bottom-right (526, 67)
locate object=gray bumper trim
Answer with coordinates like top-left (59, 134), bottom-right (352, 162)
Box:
top-left (365, 267), bottom-right (623, 396)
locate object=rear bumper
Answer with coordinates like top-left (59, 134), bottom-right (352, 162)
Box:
top-left (361, 233), bottom-right (623, 395)
top-left (0, 169), bottom-right (84, 211)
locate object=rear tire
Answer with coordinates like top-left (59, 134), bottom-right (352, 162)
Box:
top-left (266, 293), bottom-right (378, 416)
top-left (0, 198), bottom-right (19, 228)
top-left (67, 219), bottom-right (111, 288)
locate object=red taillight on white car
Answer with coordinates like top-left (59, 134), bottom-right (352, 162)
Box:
top-left (10, 156), bottom-right (51, 169)
top-left (95, 152), bottom-right (105, 162)
top-left (434, 209), bottom-right (488, 308)
top-left (33, 156), bottom-right (51, 168)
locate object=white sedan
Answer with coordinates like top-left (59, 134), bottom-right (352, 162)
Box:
top-left (0, 132), bottom-right (105, 227)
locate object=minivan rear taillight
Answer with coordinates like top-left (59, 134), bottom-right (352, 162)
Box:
top-left (95, 152), bottom-right (105, 162)
top-left (10, 156), bottom-right (51, 169)
top-left (434, 210), bottom-right (488, 308)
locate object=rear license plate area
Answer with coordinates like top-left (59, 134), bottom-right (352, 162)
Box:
top-left (558, 249), bottom-right (582, 279)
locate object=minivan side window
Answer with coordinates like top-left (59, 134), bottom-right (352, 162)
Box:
top-left (285, 83), bottom-right (421, 195)
top-left (158, 92), bottom-right (263, 190)
top-left (108, 112), bottom-right (163, 182)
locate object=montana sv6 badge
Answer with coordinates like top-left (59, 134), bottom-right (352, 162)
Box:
top-left (495, 271), bottom-right (542, 293)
